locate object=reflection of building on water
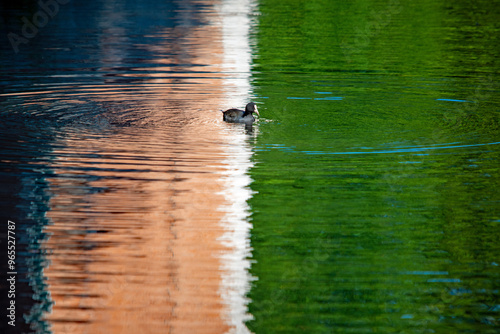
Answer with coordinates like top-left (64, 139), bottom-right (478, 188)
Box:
top-left (218, 0), bottom-right (256, 333)
top-left (32, 0), bottom-right (256, 333)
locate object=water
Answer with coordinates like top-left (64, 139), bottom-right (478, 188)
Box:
top-left (247, 1), bottom-right (500, 333)
top-left (1, 0), bottom-right (499, 333)
top-left (1, 1), bottom-right (255, 333)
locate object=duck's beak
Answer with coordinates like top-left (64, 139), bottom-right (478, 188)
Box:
top-left (254, 105), bottom-right (259, 116)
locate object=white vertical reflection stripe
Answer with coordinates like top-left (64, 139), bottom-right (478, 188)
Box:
top-left (218, 0), bottom-right (257, 333)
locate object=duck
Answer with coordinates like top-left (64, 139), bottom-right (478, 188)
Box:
top-left (222, 102), bottom-right (259, 124)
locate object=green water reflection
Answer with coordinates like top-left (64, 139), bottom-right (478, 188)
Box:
top-left (247, 0), bottom-right (500, 332)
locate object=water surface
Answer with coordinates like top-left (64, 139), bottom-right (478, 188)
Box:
top-left (247, 0), bottom-right (500, 333)
top-left (1, 0), bottom-right (255, 333)
top-left (1, 0), bottom-right (499, 333)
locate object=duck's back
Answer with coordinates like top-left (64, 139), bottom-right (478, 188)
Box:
top-left (222, 108), bottom-right (244, 122)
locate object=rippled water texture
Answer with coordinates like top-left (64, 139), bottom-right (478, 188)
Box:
top-left (247, 1), bottom-right (500, 333)
top-left (1, 1), bottom-right (255, 333)
top-left (1, 0), bottom-right (500, 333)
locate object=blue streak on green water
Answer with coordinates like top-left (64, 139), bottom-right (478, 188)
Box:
top-left (314, 96), bottom-right (343, 101)
top-left (436, 99), bottom-right (470, 102)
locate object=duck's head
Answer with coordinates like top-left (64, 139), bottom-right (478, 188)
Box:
top-left (245, 102), bottom-right (259, 116)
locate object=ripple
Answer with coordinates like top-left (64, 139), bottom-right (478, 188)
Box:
top-left (0, 1), bottom-right (256, 333)
top-left (258, 141), bottom-right (500, 155)
top-left (436, 98), bottom-right (470, 102)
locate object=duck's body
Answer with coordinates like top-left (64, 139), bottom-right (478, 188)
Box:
top-left (222, 102), bottom-right (259, 124)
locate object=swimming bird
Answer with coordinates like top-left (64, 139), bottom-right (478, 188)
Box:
top-left (222, 102), bottom-right (259, 124)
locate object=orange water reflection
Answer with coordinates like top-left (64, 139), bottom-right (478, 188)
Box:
top-left (43, 1), bottom-right (255, 333)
